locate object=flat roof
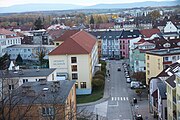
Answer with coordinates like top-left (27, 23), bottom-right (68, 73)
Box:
top-left (0, 68), bottom-right (56, 78)
top-left (10, 80), bottom-right (75, 105)
top-left (146, 47), bottom-right (180, 56)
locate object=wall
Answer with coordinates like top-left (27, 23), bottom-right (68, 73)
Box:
top-left (146, 53), bottom-right (163, 85)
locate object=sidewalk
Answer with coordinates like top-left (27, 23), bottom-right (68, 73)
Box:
top-left (77, 61), bottom-right (110, 107)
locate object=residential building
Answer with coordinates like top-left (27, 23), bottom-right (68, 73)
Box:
top-left (175, 72), bottom-right (180, 120)
top-left (146, 48), bottom-right (180, 85)
top-left (49, 30), bottom-right (99, 95)
top-left (119, 30), bottom-right (141, 58)
top-left (0, 28), bottom-right (22, 57)
top-left (4, 44), bottom-right (55, 61)
top-left (150, 61), bottom-right (180, 119)
top-left (140, 28), bottom-right (161, 40)
top-left (90, 30), bottom-right (122, 59)
top-left (30, 29), bottom-right (50, 45)
top-left (131, 37), bottom-right (180, 72)
top-left (3, 80), bottom-right (76, 120)
top-left (164, 21), bottom-right (180, 33)
top-left (0, 68), bottom-right (57, 97)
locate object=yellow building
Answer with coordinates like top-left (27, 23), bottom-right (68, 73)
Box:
top-left (175, 72), bottom-right (180, 120)
top-left (165, 75), bottom-right (176, 120)
top-left (146, 48), bottom-right (180, 85)
top-left (146, 53), bottom-right (163, 85)
top-left (49, 30), bottom-right (99, 95)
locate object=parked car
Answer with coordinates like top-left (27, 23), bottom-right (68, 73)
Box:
top-left (131, 81), bottom-right (140, 89)
top-left (117, 67), bottom-right (121, 71)
top-left (126, 78), bottom-right (131, 83)
top-left (131, 81), bottom-right (146, 89)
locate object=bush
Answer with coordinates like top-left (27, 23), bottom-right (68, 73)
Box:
top-left (92, 78), bottom-right (104, 90)
top-left (95, 70), bottom-right (105, 76)
top-left (93, 74), bottom-right (105, 80)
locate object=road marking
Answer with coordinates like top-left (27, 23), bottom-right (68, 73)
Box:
top-left (123, 97), bottom-right (126, 100)
top-left (126, 97), bottom-right (129, 101)
top-left (118, 97), bottom-right (119, 101)
top-left (115, 97), bottom-right (116, 101)
top-left (121, 97), bottom-right (123, 101)
top-left (112, 97), bottom-right (114, 101)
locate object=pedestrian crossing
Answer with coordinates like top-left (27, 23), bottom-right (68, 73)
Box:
top-left (111, 97), bottom-right (129, 101)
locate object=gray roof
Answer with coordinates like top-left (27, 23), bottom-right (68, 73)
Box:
top-left (11, 80), bottom-right (75, 105)
top-left (157, 81), bottom-right (167, 99)
top-left (89, 30), bottom-right (122, 40)
top-left (165, 75), bottom-right (176, 88)
top-left (146, 47), bottom-right (180, 56)
top-left (0, 68), bottom-right (56, 78)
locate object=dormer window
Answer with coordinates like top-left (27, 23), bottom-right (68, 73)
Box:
top-left (163, 43), bottom-right (171, 48)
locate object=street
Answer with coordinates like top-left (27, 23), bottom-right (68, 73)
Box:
top-left (77, 60), bottom-right (155, 120)
top-left (107, 60), bottom-right (132, 120)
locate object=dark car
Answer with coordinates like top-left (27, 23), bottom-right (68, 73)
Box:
top-left (135, 114), bottom-right (143, 120)
top-left (117, 68), bottom-right (121, 71)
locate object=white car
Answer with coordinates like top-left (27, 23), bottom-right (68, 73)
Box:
top-left (126, 78), bottom-right (131, 83)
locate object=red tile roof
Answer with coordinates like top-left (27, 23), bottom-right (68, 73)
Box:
top-left (49, 30), bottom-right (97, 55)
top-left (54, 30), bottom-right (79, 41)
top-left (0, 28), bottom-right (15, 35)
top-left (140, 28), bottom-right (160, 38)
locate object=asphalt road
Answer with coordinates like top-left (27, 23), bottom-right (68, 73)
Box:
top-left (107, 60), bottom-right (133, 120)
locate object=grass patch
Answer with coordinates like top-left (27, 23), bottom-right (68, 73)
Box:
top-left (77, 88), bottom-right (104, 104)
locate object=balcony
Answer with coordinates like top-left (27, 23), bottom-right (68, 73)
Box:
top-left (173, 97), bottom-right (177, 104)
top-left (173, 110), bottom-right (177, 120)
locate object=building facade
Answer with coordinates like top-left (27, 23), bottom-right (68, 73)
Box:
top-left (49, 30), bottom-right (99, 95)
top-left (0, 28), bottom-right (22, 57)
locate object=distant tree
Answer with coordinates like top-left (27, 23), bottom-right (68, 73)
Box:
top-left (0, 53), bottom-right (10, 70)
top-left (34, 17), bottom-right (44, 30)
top-left (36, 47), bottom-right (46, 68)
top-left (15, 54), bottom-right (23, 66)
top-left (90, 15), bottom-right (95, 24)
top-left (148, 10), bottom-right (161, 21)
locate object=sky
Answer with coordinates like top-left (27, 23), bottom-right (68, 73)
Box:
top-left (0, 0), bottom-right (174, 7)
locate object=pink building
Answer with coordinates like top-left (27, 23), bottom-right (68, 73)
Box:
top-left (119, 30), bottom-right (141, 58)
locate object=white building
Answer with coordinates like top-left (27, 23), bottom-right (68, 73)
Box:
top-left (164, 21), bottom-right (180, 33)
top-left (0, 28), bottom-right (22, 57)
top-left (49, 30), bottom-right (99, 95)
top-left (4, 44), bottom-right (55, 61)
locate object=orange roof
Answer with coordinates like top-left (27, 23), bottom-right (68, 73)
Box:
top-left (49, 30), bottom-right (96, 55)
top-left (140, 28), bottom-right (160, 38)
top-left (54, 30), bottom-right (79, 41)
top-left (0, 28), bottom-right (15, 35)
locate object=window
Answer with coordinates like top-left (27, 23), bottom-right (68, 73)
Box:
top-left (72, 73), bottom-right (78, 79)
top-left (164, 57), bottom-right (169, 62)
top-left (42, 107), bottom-right (54, 116)
top-left (80, 82), bottom-right (86, 89)
top-left (147, 70), bottom-right (150, 75)
top-left (75, 82), bottom-right (78, 88)
top-left (56, 43), bottom-right (59, 46)
top-left (147, 63), bottom-right (149, 68)
top-left (71, 65), bottom-right (77, 72)
top-left (23, 79), bottom-right (28, 83)
top-left (9, 85), bottom-right (14, 90)
top-left (71, 57), bottom-right (77, 63)
top-left (147, 55), bottom-right (149, 60)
